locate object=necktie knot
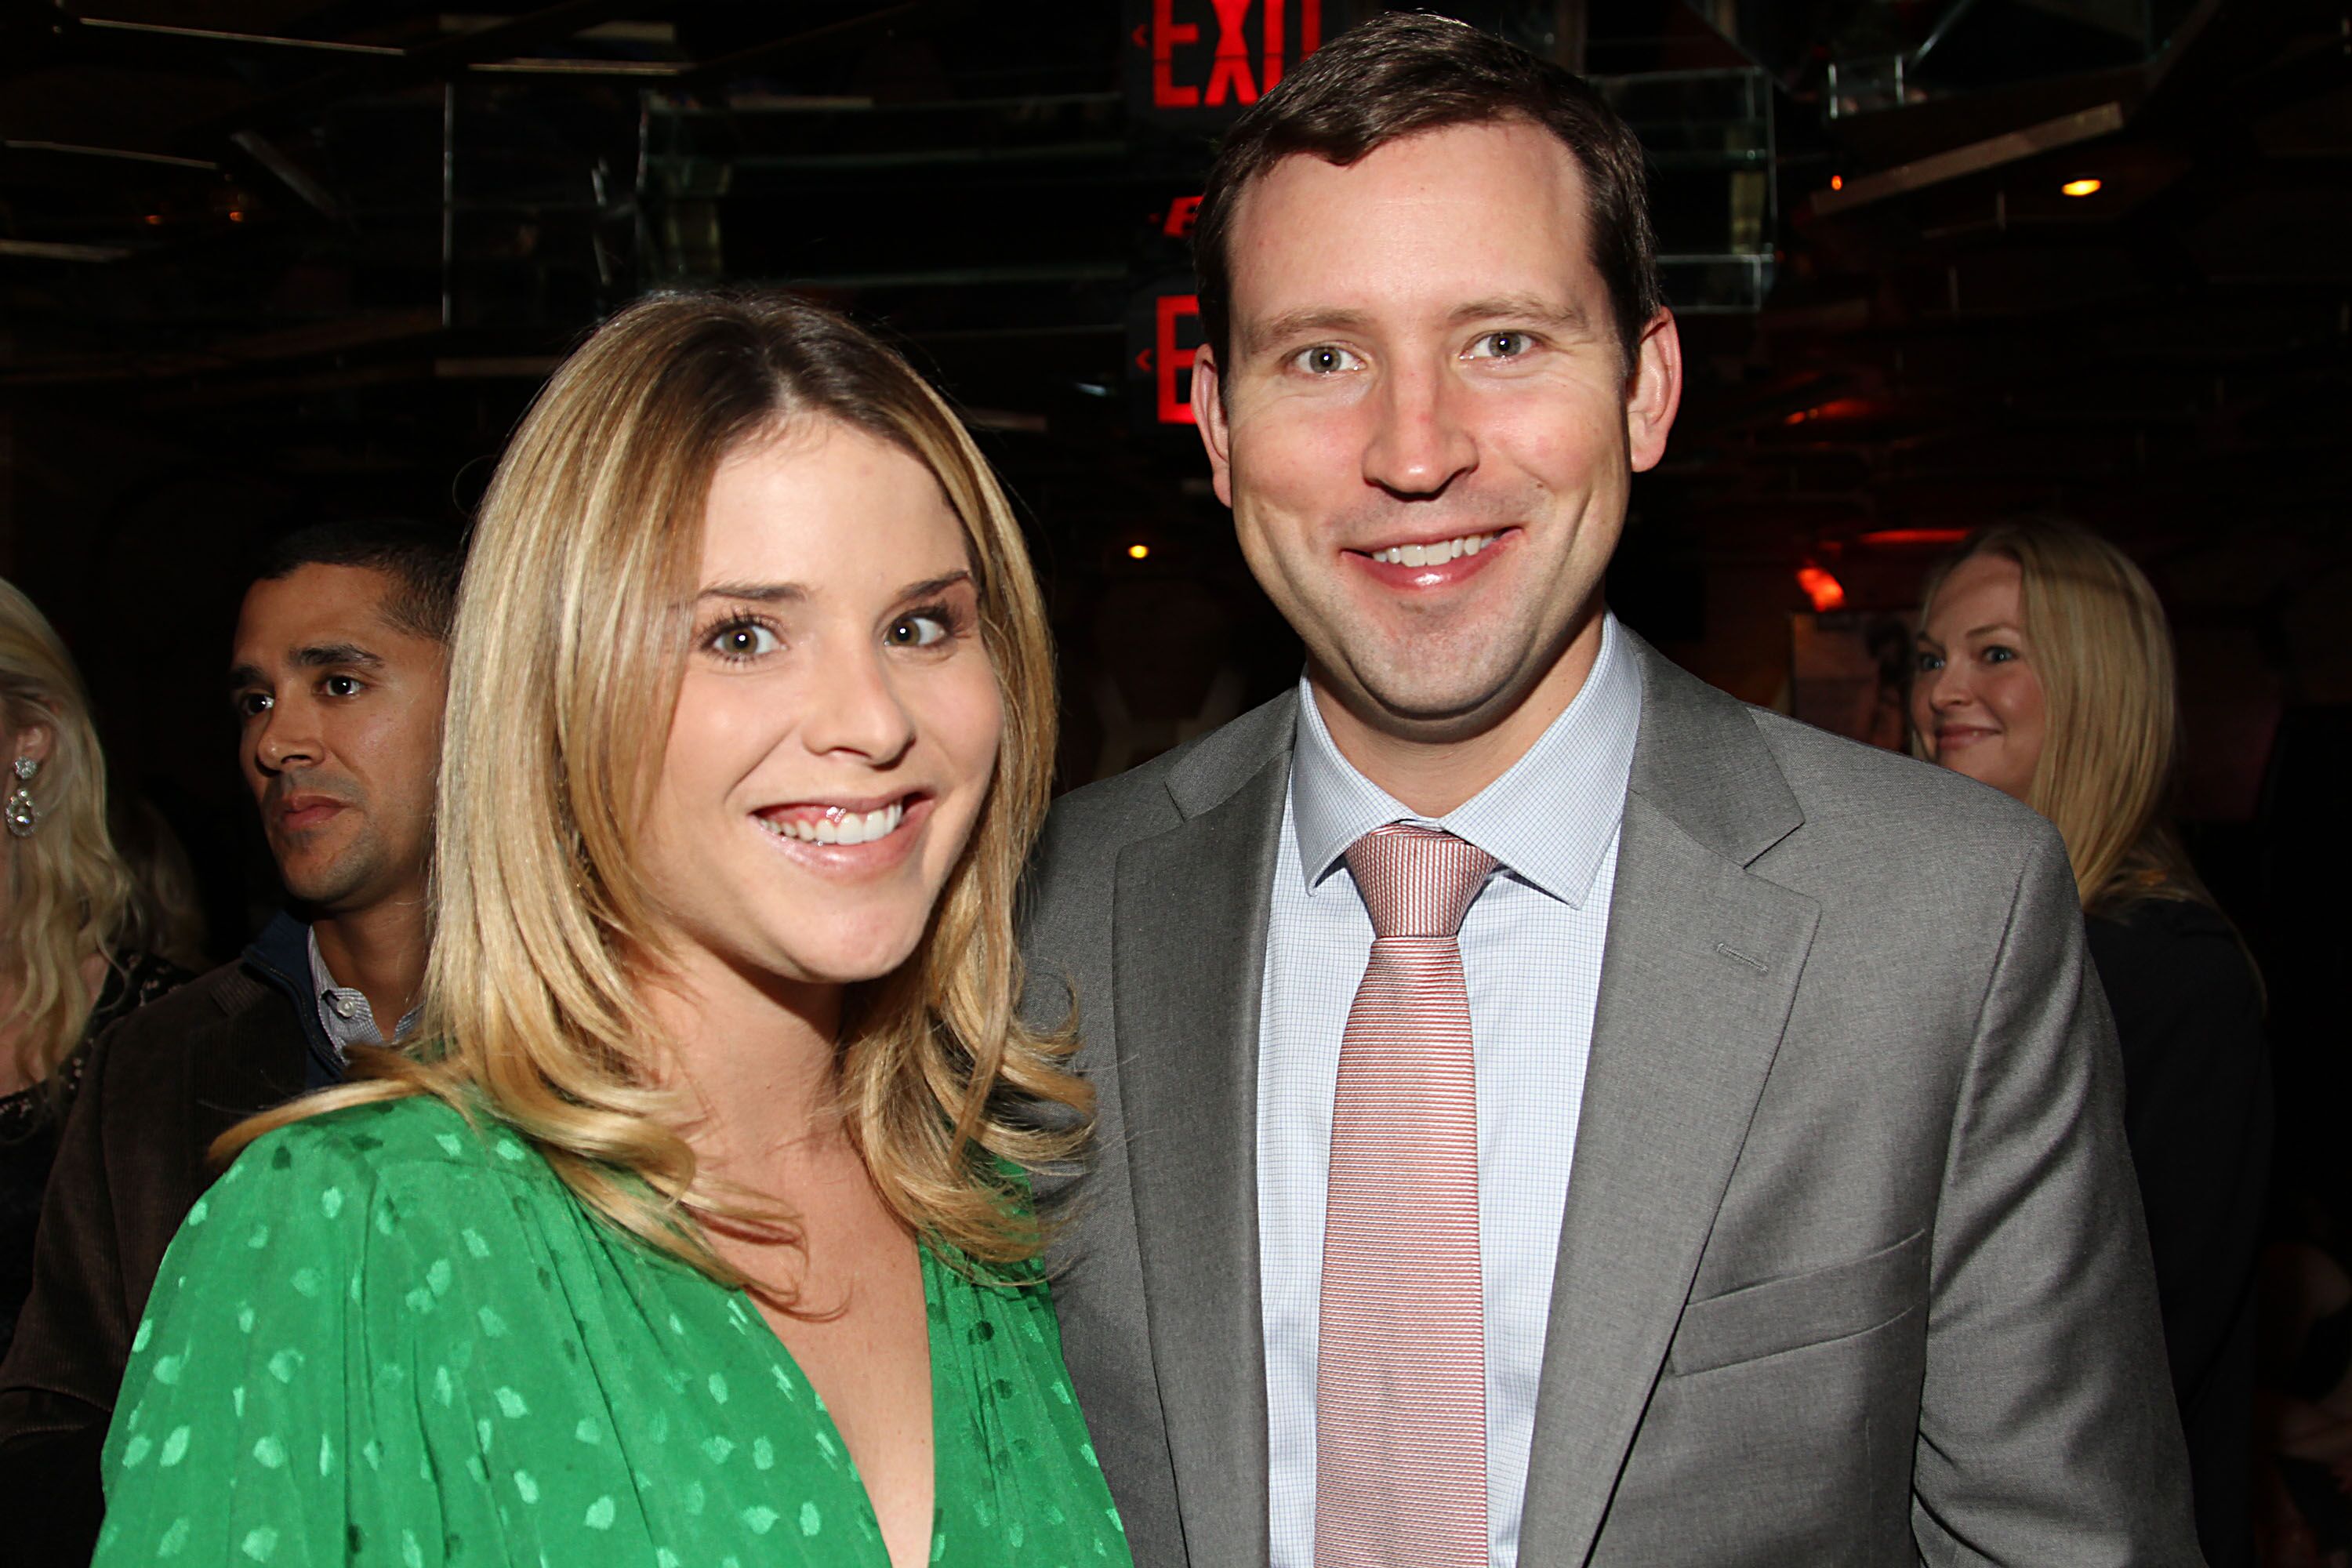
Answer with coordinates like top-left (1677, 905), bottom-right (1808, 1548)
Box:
top-left (1343, 823), bottom-right (1497, 940)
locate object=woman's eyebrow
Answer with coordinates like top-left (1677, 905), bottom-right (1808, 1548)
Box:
top-left (697, 582), bottom-right (807, 604)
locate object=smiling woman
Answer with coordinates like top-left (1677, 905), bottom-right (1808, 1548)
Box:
top-left (90, 293), bottom-right (1128, 1568)
top-left (1910, 519), bottom-right (2270, 1563)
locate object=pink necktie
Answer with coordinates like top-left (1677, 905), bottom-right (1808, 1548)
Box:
top-left (1316, 823), bottom-right (1497, 1567)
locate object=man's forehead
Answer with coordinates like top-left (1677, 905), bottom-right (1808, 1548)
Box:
top-left (232, 564), bottom-right (412, 666)
top-left (1227, 121), bottom-right (1594, 333)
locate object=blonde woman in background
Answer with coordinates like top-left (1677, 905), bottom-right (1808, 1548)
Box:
top-left (0, 581), bottom-right (190, 1356)
top-left (92, 292), bottom-right (1130, 1568)
top-left (1912, 519), bottom-right (2270, 1567)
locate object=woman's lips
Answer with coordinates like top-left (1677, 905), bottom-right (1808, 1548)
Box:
top-left (1934, 725), bottom-right (2000, 751)
top-left (751, 793), bottom-right (934, 877)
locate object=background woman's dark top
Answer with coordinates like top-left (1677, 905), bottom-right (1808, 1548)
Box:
top-left (2086, 896), bottom-right (2271, 1568)
top-left (0, 953), bottom-right (185, 1355)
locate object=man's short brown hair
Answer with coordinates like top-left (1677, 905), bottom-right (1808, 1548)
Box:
top-left (1192, 11), bottom-right (1664, 370)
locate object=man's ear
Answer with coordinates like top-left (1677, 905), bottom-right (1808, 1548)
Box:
top-left (1625, 308), bottom-right (1683, 474)
top-left (1191, 346), bottom-right (1235, 508)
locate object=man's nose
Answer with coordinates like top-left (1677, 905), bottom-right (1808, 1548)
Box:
top-left (1361, 358), bottom-right (1478, 499)
top-left (255, 700), bottom-right (321, 771)
top-left (803, 643), bottom-right (917, 769)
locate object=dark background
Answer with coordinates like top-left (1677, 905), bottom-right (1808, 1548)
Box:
top-left (4, 0), bottom-right (2350, 1550)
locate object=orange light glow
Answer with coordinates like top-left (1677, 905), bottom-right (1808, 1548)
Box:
top-left (1829, 175), bottom-right (1843, 191)
top-left (227, 210), bottom-right (245, 223)
top-left (1796, 565), bottom-right (1846, 613)
top-left (1127, 543), bottom-right (1151, 561)
top-left (2061, 177), bottom-right (2103, 198)
top-left (143, 213), bottom-right (164, 226)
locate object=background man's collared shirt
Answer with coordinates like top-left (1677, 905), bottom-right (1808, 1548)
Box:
top-left (1258, 612), bottom-right (1642, 1567)
top-left (307, 928), bottom-right (419, 1057)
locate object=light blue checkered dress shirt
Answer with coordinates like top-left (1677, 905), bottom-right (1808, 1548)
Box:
top-left (1259, 612), bottom-right (1642, 1568)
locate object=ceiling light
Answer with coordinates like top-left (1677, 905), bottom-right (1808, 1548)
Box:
top-left (1829, 175), bottom-right (1843, 191)
top-left (2061, 177), bottom-right (2103, 198)
top-left (1127, 544), bottom-right (1151, 561)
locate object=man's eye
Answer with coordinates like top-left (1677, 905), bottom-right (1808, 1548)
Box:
top-left (706, 620), bottom-right (781, 660)
top-left (1468, 331), bottom-right (1535, 359)
top-left (886, 614), bottom-right (949, 648)
top-left (1290, 344), bottom-right (1362, 376)
top-left (322, 675), bottom-right (365, 698)
top-left (234, 691), bottom-right (272, 718)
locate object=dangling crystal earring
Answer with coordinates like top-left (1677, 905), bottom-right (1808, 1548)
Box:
top-left (5, 757), bottom-right (38, 839)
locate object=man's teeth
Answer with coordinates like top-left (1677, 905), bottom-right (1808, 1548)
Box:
top-left (762, 802), bottom-right (906, 846)
top-left (1369, 532), bottom-right (1497, 567)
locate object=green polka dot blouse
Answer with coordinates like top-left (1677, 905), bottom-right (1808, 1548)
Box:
top-left (94, 1095), bottom-right (1131, 1566)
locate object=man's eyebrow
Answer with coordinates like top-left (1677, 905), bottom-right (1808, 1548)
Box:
top-left (292, 642), bottom-right (384, 669)
top-left (1451, 294), bottom-right (1590, 331)
top-left (1244, 307), bottom-right (1374, 354)
top-left (227, 662), bottom-right (264, 690)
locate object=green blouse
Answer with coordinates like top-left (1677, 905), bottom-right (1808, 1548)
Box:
top-left (94, 1096), bottom-right (1129, 1567)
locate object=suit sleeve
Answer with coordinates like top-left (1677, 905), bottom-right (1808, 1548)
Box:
top-left (1909, 828), bottom-right (2202, 1565)
top-left (0, 1019), bottom-right (137, 1564)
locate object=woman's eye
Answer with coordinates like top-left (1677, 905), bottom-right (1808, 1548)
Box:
top-left (1914, 651), bottom-right (1943, 674)
top-left (1291, 344), bottom-right (1362, 376)
top-left (1468, 330), bottom-right (1534, 359)
top-left (1983, 644), bottom-right (2016, 664)
top-left (708, 622), bottom-right (780, 659)
top-left (886, 614), bottom-right (949, 649)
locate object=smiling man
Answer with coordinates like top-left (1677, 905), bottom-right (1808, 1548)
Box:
top-left (1022, 15), bottom-right (2197, 1566)
top-left (0, 520), bottom-right (456, 1563)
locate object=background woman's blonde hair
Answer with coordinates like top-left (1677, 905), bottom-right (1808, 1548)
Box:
top-left (1918, 520), bottom-right (2209, 915)
top-left (228, 290), bottom-right (1086, 1283)
top-left (0, 578), bottom-right (157, 1091)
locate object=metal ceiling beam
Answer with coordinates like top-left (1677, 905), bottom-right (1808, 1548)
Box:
top-left (170, 0), bottom-right (655, 144)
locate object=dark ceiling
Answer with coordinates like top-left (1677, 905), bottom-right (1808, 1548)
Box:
top-left (1, 0), bottom-right (2347, 916)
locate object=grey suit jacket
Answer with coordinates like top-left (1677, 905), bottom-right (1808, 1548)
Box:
top-left (1020, 633), bottom-right (2199, 1566)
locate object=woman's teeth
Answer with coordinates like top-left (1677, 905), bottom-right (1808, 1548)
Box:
top-left (761, 802), bottom-right (906, 846)
top-left (1369, 532), bottom-right (1497, 567)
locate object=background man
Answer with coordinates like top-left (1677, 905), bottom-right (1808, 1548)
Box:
top-left (0, 519), bottom-right (457, 1561)
top-left (1022, 16), bottom-right (2197, 1565)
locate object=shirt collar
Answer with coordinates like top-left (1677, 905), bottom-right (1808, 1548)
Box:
top-left (1289, 611), bottom-right (1642, 909)
top-left (306, 927), bottom-right (422, 1053)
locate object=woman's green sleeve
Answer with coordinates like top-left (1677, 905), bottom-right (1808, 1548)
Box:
top-left (93, 1124), bottom-right (436, 1566)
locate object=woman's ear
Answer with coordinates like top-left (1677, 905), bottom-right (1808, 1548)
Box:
top-left (9, 709), bottom-right (57, 769)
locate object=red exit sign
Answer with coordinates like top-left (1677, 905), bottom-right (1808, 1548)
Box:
top-left (1126, 0), bottom-right (1334, 122)
top-left (1127, 285), bottom-right (1204, 427)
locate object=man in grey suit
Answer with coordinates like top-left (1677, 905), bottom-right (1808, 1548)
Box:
top-left (1021, 14), bottom-right (2197, 1566)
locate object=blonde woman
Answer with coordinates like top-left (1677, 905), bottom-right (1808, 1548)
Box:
top-left (0, 582), bottom-right (189, 1356)
top-left (1911, 519), bottom-right (2269, 1567)
top-left (93, 293), bottom-right (1128, 1568)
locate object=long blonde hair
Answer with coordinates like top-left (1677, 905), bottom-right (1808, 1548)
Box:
top-left (1918, 521), bottom-right (2206, 914)
top-left (0, 578), bottom-right (144, 1090)
top-left (228, 291), bottom-right (1086, 1281)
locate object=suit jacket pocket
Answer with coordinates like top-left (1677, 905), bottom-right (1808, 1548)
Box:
top-left (1665, 1228), bottom-right (1928, 1377)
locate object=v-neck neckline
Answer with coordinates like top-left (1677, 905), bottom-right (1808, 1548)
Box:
top-left (727, 1237), bottom-right (949, 1565)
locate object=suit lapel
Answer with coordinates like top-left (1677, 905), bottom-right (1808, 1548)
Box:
top-left (1112, 712), bottom-right (1291, 1566)
top-left (1517, 642), bottom-right (1821, 1564)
